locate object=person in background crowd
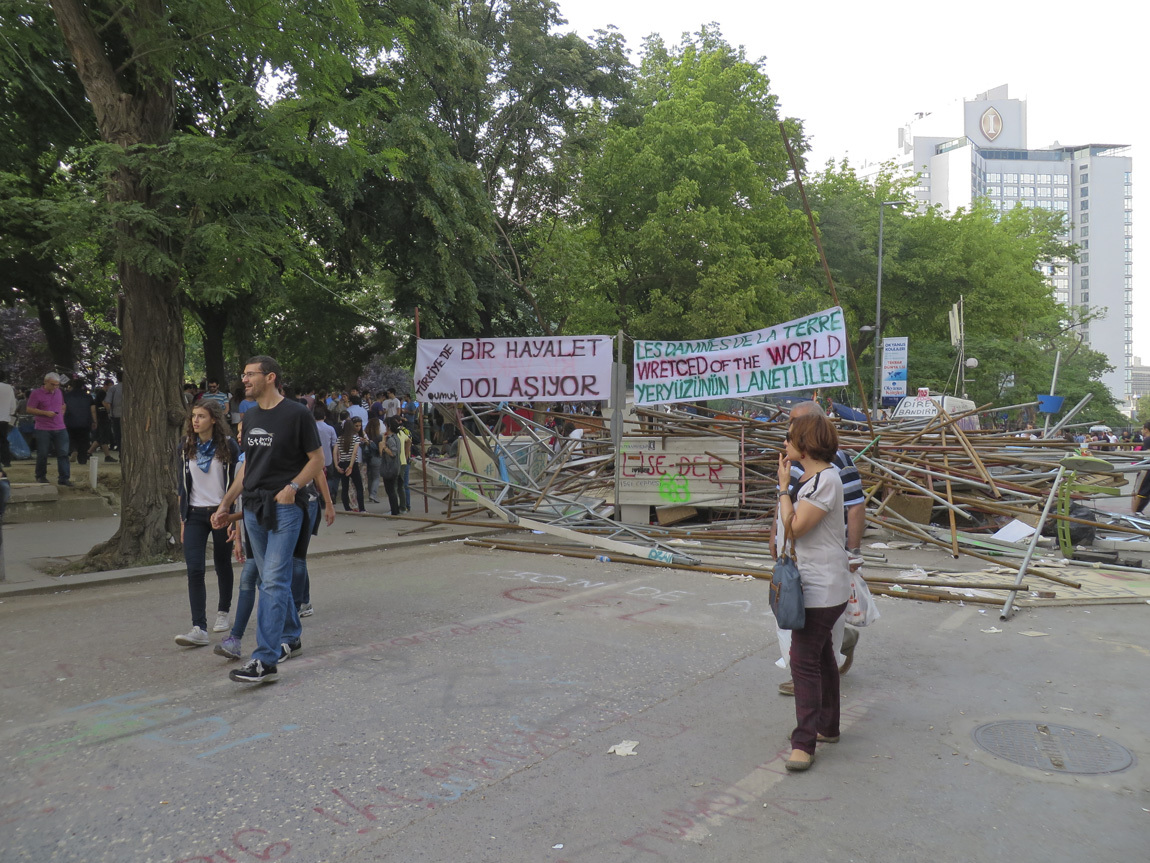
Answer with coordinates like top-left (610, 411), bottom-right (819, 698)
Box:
top-left (88, 380), bottom-right (117, 463)
top-left (63, 378), bottom-right (95, 467)
top-left (335, 415), bottom-right (366, 513)
top-left (364, 416), bottom-right (384, 504)
top-left (106, 376), bottom-right (122, 450)
top-left (313, 404), bottom-right (339, 506)
top-left (369, 391), bottom-right (385, 423)
top-left (212, 355), bottom-right (324, 685)
top-left (26, 374), bottom-right (67, 480)
top-left (402, 393), bottom-right (419, 430)
top-left (175, 399), bottom-right (238, 647)
top-left (382, 388), bottom-right (400, 420)
top-left (199, 379), bottom-right (231, 415)
top-left (396, 418), bottom-right (412, 512)
top-left (380, 417), bottom-right (403, 515)
top-left (347, 392), bottom-right (368, 430)
top-left (0, 372), bottom-right (16, 467)
top-left (182, 382), bottom-right (197, 408)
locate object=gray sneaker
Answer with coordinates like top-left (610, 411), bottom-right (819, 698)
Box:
top-left (212, 611), bottom-right (230, 632)
top-left (175, 626), bottom-right (209, 647)
top-left (298, 603), bottom-right (314, 618)
top-left (214, 635), bottom-right (242, 660)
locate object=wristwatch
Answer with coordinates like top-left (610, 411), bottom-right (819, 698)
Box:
top-left (289, 481), bottom-right (301, 492)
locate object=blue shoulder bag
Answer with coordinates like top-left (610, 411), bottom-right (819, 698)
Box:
top-left (770, 517), bottom-right (806, 630)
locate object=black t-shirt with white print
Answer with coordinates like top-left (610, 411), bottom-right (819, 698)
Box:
top-left (241, 398), bottom-right (321, 492)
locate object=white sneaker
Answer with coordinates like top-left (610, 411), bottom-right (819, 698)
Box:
top-left (213, 611), bottom-right (230, 632)
top-left (175, 626), bottom-right (210, 647)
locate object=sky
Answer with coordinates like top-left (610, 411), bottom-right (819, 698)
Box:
top-left (556, 0), bottom-right (1145, 359)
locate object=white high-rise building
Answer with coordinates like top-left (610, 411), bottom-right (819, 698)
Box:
top-left (887, 85), bottom-right (1133, 406)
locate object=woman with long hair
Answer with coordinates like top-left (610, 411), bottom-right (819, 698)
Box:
top-left (364, 416), bottom-right (384, 503)
top-left (336, 415), bottom-right (366, 512)
top-left (380, 417), bottom-right (403, 516)
top-left (174, 400), bottom-right (239, 647)
top-left (774, 412), bottom-right (851, 771)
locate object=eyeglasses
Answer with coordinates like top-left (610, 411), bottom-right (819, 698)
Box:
top-left (241, 371), bottom-right (267, 380)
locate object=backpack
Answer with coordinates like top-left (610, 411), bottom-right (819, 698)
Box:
top-left (379, 434), bottom-right (399, 479)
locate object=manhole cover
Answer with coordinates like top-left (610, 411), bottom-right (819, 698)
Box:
top-left (973, 721), bottom-right (1134, 774)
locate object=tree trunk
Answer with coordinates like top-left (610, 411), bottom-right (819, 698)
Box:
top-left (198, 303), bottom-right (229, 388)
top-left (35, 298), bottom-right (76, 373)
top-left (50, 0), bottom-right (185, 569)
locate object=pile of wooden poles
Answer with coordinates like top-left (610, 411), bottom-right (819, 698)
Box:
top-left (407, 399), bottom-right (1150, 607)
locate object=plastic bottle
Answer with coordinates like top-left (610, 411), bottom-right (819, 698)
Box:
top-left (595, 555), bottom-right (611, 563)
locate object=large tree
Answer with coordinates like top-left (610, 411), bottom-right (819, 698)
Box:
top-left (572, 27), bottom-right (813, 340)
top-left (43, 0), bottom-right (395, 566)
top-left (392, 0), bottom-right (632, 336)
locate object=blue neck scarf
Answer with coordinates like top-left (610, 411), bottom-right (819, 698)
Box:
top-left (195, 439), bottom-right (217, 473)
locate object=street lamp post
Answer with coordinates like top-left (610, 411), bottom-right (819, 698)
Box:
top-left (873, 201), bottom-right (905, 415)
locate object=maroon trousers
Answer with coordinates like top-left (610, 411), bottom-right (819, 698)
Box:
top-left (789, 601), bottom-right (848, 755)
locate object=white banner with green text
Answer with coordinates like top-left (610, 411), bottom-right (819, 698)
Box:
top-left (632, 307), bottom-right (849, 406)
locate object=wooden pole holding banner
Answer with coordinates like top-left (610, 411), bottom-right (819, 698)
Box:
top-left (779, 123), bottom-right (876, 440)
top-left (414, 307), bottom-right (430, 514)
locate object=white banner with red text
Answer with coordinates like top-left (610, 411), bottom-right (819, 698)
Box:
top-left (414, 336), bottom-right (613, 403)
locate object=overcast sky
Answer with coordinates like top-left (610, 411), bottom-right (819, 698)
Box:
top-left (557, 0), bottom-right (1145, 360)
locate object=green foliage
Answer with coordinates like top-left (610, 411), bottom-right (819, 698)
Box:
top-left (1136, 397), bottom-right (1150, 426)
top-left (798, 161), bottom-right (1119, 422)
top-left (574, 27), bottom-right (812, 340)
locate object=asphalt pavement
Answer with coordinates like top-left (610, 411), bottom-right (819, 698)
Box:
top-left (1, 530), bottom-right (1146, 863)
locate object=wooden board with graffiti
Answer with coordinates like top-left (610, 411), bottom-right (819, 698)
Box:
top-left (618, 436), bottom-right (741, 507)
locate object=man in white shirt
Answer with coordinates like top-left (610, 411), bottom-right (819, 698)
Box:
top-left (382, 388), bottom-right (401, 420)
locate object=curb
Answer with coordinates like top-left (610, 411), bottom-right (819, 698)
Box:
top-left (0, 526), bottom-right (509, 599)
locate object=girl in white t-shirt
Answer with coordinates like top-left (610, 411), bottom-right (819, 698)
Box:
top-left (175, 401), bottom-right (239, 647)
top-left (774, 412), bottom-right (850, 772)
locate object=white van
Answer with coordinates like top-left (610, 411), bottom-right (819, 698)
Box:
top-left (891, 393), bottom-right (979, 430)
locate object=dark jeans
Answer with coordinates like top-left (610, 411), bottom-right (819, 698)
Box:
top-left (33, 428), bottom-right (70, 482)
top-left (338, 459), bottom-right (364, 511)
top-left (0, 420), bottom-right (10, 466)
top-left (789, 601), bottom-right (848, 755)
top-left (325, 463), bottom-right (340, 505)
top-left (291, 495), bottom-right (319, 608)
top-left (381, 474), bottom-right (401, 515)
top-left (67, 427), bottom-right (90, 464)
top-left (182, 507), bottom-right (234, 630)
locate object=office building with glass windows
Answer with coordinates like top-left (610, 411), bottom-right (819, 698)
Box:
top-left (885, 85), bottom-right (1133, 406)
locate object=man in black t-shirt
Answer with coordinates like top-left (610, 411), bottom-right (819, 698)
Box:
top-left (214, 356), bottom-right (323, 684)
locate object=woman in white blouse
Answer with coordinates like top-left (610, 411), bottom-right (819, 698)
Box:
top-left (774, 412), bottom-right (851, 771)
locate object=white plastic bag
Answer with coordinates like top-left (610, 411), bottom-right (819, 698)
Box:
top-left (845, 573), bottom-right (880, 627)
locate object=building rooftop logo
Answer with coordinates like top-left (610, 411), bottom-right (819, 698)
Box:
top-left (980, 107), bottom-right (1003, 141)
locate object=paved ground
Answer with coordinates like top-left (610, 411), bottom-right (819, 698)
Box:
top-left (1, 536), bottom-right (1147, 863)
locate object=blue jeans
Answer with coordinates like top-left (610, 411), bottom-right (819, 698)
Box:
top-left (231, 558), bottom-right (260, 640)
top-left (181, 507), bottom-right (234, 630)
top-left (34, 428), bottom-right (70, 482)
top-left (401, 463), bottom-right (411, 509)
top-left (243, 505), bottom-right (303, 666)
